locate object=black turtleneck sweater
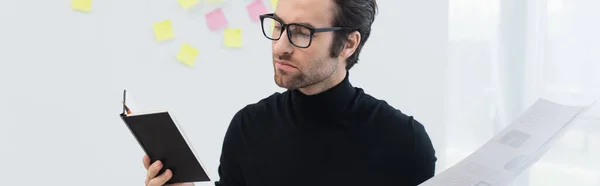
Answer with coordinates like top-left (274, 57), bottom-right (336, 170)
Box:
top-left (215, 72), bottom-right (437, 186)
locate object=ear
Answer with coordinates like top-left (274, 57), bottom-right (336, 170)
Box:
top-left (340, 31), bottom-right (361, 59)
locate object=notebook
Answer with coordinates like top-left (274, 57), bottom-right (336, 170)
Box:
top-left (119, 90), bottom-right (210, 184)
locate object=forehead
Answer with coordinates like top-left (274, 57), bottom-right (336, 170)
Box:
top-left (274, 0), bottom-right (335, 27)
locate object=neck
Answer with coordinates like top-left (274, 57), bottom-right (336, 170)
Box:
top-left (298, 69), bottom-right (347, 95)
top-left (289, 69), bottom-right (356, 127)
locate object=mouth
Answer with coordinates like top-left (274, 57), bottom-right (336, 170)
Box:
top-left (275, 60), bottom-right (297, 69)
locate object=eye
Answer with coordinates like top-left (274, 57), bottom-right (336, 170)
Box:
top-left (290, 25), bottom-right (311, 36)
top-left (293, 31), bottom-right (310, 36)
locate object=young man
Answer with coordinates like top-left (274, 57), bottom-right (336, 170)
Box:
top-left (143, 0), bottom-right (436, 185)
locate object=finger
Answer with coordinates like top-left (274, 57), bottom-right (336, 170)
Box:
top-left (148, 169), bottom-right (173, 186)
top-left (143, 155), bottom-right (151, 170)
top-left (146, 160), bottom-right (162, 180)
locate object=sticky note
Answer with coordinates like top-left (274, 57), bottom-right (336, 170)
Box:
top-left (176, 43), bottom-right (199, 67)
top-left (177, 0), bottom-right (199, 9)
top-left (152, 20), bottom-right (175, 41)
top-left (270, 0), bottom-right (278, 9)
top-left (246, 0), bottom-right (268, 22)
top-left (71, 0), bottom-right (92, 12)
top-left (205, 8), bottom-right (228, 31)
top-left (224, 28), bottom-right (242, 48)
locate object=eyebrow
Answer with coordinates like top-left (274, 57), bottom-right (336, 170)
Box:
top-left (272, 13), bottom-right (316, 28)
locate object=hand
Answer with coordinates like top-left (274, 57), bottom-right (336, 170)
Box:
top-left (143, 155), bottom-right (195, 186)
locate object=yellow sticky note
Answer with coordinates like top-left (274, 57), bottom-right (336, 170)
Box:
top-left (270, 0), bottom-right (278, 9)
top-left (177, 0), bottom-right (199, 9)
top-left (176, 43), bottom-right (199, 67)
top-left (224, 28), bottom-right (242, 48)
top-left (152, 20), bottom-right (174, 41)
top-left (71, 0), bottom-right (92, 12)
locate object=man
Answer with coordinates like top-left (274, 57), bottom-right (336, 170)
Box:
top-left (143, 0), bottom-right (436, 185)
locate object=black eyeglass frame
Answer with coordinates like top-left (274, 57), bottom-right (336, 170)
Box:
top-left (259, 13), bottom-right (354, 48)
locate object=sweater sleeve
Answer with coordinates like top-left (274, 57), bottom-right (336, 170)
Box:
top-left (215, 109), bottom-right (247, 186)
top-left (409, 117), bottom-right (437, 185)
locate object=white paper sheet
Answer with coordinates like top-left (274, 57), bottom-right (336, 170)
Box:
top-left (419, 98), bottom-right (595, 186)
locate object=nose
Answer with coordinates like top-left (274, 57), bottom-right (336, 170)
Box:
top-left (273, 30), bottom-right (293, 56)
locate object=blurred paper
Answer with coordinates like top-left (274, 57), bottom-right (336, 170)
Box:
top-left (177, 0), bottom-right (199, 9)
top-left (224, 28), bottom-right (242, 48)
top-left (205, 8), bottom-right (228, 31)
top-left (71, 0), bottom-right (92, 13)
top-left (206, 0), bottom-right (224, 2)
top-left (270, 0), bottom-right (278, 9)
top-left (419, 99), bottom-right (595, 186)
top-left (246, 0), bottom-right (268, 22)
top-left (176, 43), bottom-right (199, 67)
top-left (152, 20), bottom-right (175, 41)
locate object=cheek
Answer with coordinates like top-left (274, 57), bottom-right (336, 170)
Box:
top-left (305, 38), bottom-right (331, 56)
top-left (295, 50), bottom-right (329, 71)
top-left (292, 52), bottom-right (310, 70)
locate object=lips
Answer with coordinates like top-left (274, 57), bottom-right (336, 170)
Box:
top-left (275, 60), bottom-right (297, 69)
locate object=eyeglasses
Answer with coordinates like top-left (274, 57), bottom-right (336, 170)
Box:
top-left (259, 13), bottom-right (353, 48)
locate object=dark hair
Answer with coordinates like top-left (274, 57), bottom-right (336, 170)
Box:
top-left (329, 0), bottom-right (378, 70)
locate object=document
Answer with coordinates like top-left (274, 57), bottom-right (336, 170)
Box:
top-left (419, 98), bottom-right (595, 186)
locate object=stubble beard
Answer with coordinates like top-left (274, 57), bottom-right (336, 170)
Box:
top-left (274, 57), bottom-right (337, 90)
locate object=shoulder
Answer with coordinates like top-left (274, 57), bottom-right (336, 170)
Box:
top-left (235, 91), bottom-right (287, 118)
top-left (224, 91), bottom-right (286, 139)
top-left (356, 89), bottom-right (437, 179)
top-left (354, 88), bottom-right (432, 143)
top-left (353, 88), bottom-right (415, 126)
top-left (227, 91), bottom-right (288, 129)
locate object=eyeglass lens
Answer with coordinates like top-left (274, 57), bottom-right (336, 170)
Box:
top-left (262, 17), bottom-right (313, 47)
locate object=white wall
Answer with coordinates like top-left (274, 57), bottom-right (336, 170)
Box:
top-left (0, 0), bottom-right (449, 185)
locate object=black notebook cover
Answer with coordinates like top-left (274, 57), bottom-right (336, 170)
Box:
top-left (120, 111), bottom-right (210, 184)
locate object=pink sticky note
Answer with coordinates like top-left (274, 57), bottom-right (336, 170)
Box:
top-left (246, 0), bottom-right (268, 22)
top-left (205, 8), bottom-right (228, 31)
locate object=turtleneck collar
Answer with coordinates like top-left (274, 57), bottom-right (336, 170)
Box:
top-left (289, 71), bottom-right (356, 126)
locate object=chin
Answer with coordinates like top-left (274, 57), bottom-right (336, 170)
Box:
top-left (273, 74), bottom-right (287, 88)
top-left (274, 74), bottom-right (296, 90)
